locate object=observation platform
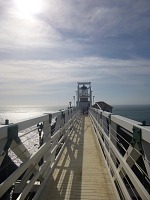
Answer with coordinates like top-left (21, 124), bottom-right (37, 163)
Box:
top-left (38, 116), bottom-right (117, 200)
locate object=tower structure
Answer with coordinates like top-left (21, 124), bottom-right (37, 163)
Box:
top-left (76, 82), bottom-right (92, 111)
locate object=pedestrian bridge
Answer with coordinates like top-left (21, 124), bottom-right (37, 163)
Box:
top-left (0, 107), bottom-right (150, 200)
top-left (37, 116), bottom-right (117, 200)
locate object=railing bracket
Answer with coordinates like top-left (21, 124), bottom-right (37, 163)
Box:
top-left (131, 126), bottom-right (144, 154)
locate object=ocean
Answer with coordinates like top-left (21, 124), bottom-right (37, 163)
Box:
top-left (0, 105), bottom-right (65, 124)
top-left (0, 105), bottom-right (150, 124)
top-left (113, 105), bottom-right (150, 124)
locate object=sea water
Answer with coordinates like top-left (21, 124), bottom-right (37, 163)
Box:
top-left (0, 105), bottom-right (150, 124)
top-left (0, 105), bottom-right (65, 124)
top-left (113, 105), bottom-right (150, 124)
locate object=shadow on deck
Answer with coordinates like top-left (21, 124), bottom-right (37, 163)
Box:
top-left (38, 116), bottom-right (117, 200)
top-left (39, 115), bottom-right (85, 200)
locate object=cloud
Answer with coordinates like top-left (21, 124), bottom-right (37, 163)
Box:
top-left (1, 0), bottom-right (150, 55)
top-left (0, 1), bottom-right (150, 105)
top-left (0, 57), bottom-right (149, 97)
top-left (0, 1), bottom-right (150, 65)
top-left (0, 4), bottom-right (86, 60)
top-left (42, 0), bottom-right (150, 38)
top-left (0, 14), bottom-right (61, 50)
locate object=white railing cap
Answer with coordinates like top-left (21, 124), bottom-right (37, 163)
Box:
top-left (111, 115), bottom-right (150, 142)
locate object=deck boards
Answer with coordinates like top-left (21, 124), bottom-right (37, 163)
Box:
top-left (38, 116), bottom-right (117, 200)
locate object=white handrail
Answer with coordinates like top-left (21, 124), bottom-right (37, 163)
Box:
top-left (0, 107), bottom-right (80, 199)
top-left (89, 107), bottom-right (150, 200)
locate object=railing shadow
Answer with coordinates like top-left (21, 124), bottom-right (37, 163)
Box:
top-left (44, 115), bottom-right (85, 200)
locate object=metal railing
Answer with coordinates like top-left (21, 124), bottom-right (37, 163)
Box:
top-left (0, 107), bottom-right (80, 199)
top-left (89, 107), bottom-right (150, 200)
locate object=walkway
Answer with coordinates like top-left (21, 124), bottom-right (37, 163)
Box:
top-left (38, 116), bottom-right (117, 200)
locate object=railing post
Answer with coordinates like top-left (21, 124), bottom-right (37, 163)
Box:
top-left (43, 114), bottom-right (52, 142)
top-left (4, 124), bottom-right (19, 152)
top-left (43, 114), bottom-right (52, 161)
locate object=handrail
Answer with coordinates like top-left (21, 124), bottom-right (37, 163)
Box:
top-left (89, 107), bottom-right (150, 200)
top-left (0, 107), bottom-right (80, 199)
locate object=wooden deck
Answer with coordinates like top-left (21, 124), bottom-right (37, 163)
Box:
top-left (38, 116), bottom-right (118, 200)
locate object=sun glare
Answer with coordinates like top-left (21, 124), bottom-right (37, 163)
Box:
top-left (14, 0), bottom-right (43, 17)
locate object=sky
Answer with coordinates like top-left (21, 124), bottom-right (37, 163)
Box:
top-left (0, 0), bottom-right (150, 106)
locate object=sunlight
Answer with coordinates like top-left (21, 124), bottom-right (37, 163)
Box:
top-left (14, 0), bottom-right (43, 18)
